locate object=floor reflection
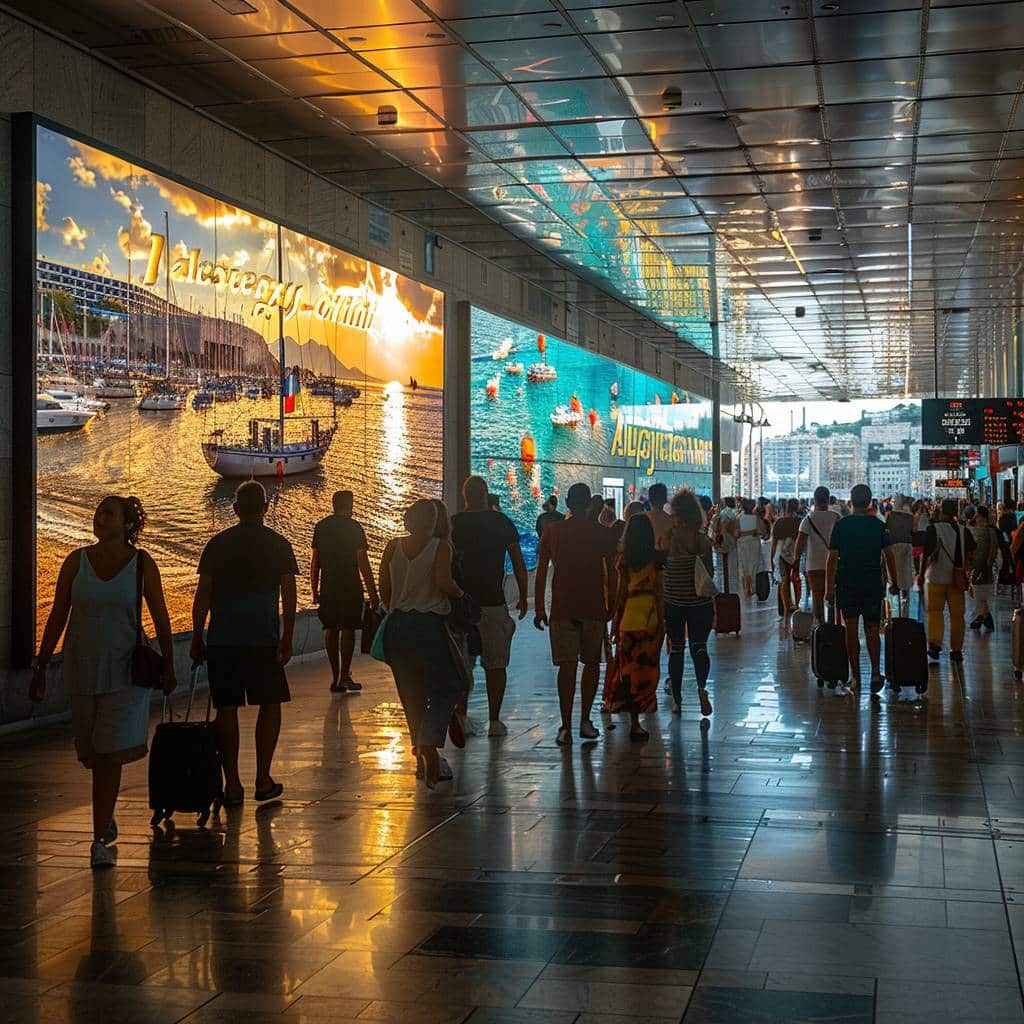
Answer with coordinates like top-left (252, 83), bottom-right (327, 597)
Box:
top-left (1, 593), bottom-right (1022, 1022)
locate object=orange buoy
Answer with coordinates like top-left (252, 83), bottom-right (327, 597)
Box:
top-left (570, 394), bottom-right (582, 413)
top-left (520, 433), bottom-right (536, 463)
top-left (537, 334), bottom-right (547, 354)
top-left (588, 408), bottom-right (598, 426)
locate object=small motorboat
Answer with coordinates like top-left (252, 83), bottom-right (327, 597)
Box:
top-left (46, 389), bottom-right (109, 414)
top-left (550, 405), bottom-right (583, 428)
top-left (139, 384), bottom-right (186, 411)
top-left (334, 384), bottom-right (360, 407)
top-left (528, 362), bottom-right (557, 382)
top-left (37, 395), bottom-right (96, 434)
top-left (93, 378), bottom-right (138, 399)
top-left (505, 361), bottom-right (524, 375)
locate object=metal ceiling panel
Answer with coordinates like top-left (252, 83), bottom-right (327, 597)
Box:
top-left (10, 0), bottom-right (1024, 400)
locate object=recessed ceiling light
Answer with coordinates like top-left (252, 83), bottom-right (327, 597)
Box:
top-left (426, 31), bottom-right (446, 39)
top-left (348, 35), bottom-right (367, 43)
top-left (543, 21), bottom-right (562, 29)
top-left (655, 13), bottom-right (675, 22)
top-left (821, 2), bottom-right (840, 10)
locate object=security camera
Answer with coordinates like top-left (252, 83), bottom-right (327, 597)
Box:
top-left (377, 105), bottom-right (398, 127)
top-left (795, 306), bottom-right (806, 318)
top-left (661, 86), bottom-right (682, 111)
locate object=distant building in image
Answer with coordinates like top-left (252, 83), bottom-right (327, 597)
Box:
top-left (822, 433), bottom-right (862, 495)
top-left (762, 431), bottom-right (821, 499)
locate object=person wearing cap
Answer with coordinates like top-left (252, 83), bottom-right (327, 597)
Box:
top-left (535, 482), bottom-right (618, 746)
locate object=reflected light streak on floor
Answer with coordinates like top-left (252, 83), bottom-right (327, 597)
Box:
top-left (0, 591), bottom-right (1023, 1023)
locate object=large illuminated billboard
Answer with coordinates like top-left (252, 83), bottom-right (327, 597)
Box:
top-left (469, 308), bottom-right (713, 567)
top-left (34, 124), bottom-right (444, 639)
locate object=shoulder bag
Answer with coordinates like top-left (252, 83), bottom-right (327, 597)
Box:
top-left (131, 552), bottom-right (165, 689)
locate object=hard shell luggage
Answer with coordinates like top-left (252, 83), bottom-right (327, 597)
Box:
top-left (148, 662), bottom-right (223, 828)
top-left (883, 596), bottom-right (929, 695)
top-left (792, 589), bottom-right (814, 644)
top-left (1012, 608), bottom-right (1024, 681)
top-left (811, 604), bottom-right (848, 688)
top-left (755, 570), bottom-right (771, 601)
top-left (714, 592), bottom-right (741, 635)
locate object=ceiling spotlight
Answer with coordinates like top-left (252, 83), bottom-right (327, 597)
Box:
top-left (348, 35), bottom-right (366, 42)
top-left (426, 31), bottom-right (446, 38)
top-left (655, 13), bottom-right (675, 22)
top-left (543, 21), bottom-right (562, 28)
top-left (808, 229), bottom-right (822, 242)
top-left (378, 105), bottom-right (398, 127)
top-left (661, 86), bottom-right (683, 111)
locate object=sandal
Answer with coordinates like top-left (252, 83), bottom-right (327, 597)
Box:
top-left (223, 788), bottom-right (245, 807)
top-left (254, 782), bottom-right (283, 802)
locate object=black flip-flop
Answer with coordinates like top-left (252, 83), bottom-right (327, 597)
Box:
top-left (254, 783), bottom-right (283, 802)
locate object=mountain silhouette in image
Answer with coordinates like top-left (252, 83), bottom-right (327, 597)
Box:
top-left (270, 336), bottom-right (381, 382)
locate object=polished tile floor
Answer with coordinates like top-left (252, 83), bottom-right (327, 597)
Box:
top-left (2, 593), bottom-right (1023, 1023)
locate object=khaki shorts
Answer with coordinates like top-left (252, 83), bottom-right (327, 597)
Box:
top-left (549, 618), bottom-right (605, 667)
top-left (71, 686), bottom-right (151, 767)
top-left (478, 605), bottom-right (517, 670)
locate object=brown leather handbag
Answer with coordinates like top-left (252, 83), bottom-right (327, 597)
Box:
top-left (131, 552), bottom-right (164, 688)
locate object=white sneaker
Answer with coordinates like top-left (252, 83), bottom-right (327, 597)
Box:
top-left (556, 727), bottom-right (572, 746)
top-left (488, 720), bottom-right (508, 737)
top-left (90, 840), bottom-right (115, 869)
top-left (101, 818), bottom-right (117, 845)
top-left (579, 720), bottom-right (600, 740)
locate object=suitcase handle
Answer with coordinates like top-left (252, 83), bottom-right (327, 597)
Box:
top-left (162, 660), bottom-right (212, 724)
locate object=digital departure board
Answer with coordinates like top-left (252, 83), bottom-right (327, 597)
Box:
top-left (919, 448), bottom-right (981, 471)
top-left (935, 478), bottom-right (969, 489)
top-left (922, 398), bottom-right (1024, 445)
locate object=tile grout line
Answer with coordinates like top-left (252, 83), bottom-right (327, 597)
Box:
top-left (686, 805), bottom-right (769, 1018)
top-left (949, 660), bottom-right (1024, 1012)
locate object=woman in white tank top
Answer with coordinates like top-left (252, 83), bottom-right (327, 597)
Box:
top-left (29, 496), bottom-right (175, 869)
top-left (380, 498), bottom-right (465, 787)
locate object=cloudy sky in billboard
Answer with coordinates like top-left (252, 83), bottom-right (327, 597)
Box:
top-left (36, 126), bottom-right (443, 386)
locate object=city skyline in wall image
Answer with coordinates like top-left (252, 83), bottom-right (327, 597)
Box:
top-left (34, 125), bottom-right (444, 642)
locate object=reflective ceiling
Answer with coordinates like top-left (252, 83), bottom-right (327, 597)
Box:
top-left (9, 0), bottom-right (1024, 400)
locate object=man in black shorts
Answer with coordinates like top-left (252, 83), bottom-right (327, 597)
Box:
top-left (311, 490), bottom-right (379, 693)
top-left (191, 480), bottom-right (297, 805)
top-left (825, 483), bottom-right (898, 693)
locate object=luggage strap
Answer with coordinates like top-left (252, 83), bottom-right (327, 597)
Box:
top-left (162, 661), bottom-right (212, 724)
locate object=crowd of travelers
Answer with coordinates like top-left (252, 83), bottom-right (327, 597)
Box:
top-left (28, 475), bottom-right (1017, 868)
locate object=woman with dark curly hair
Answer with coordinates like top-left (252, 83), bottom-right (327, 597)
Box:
top-left (30, 495), bottom-right (175, 868)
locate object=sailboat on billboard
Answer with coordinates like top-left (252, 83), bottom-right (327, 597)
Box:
top-left (201, 225), bottom-right (336, 478)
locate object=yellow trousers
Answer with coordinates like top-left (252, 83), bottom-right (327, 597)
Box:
top-left (925, 582), bottom-right (965, 652)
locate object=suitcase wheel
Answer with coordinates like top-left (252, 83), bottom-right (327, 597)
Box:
top-left (197, 809), bottom-right (210, 829)
top-left (816, 677), bottom-right (825, 689)
top-left (149, 810), bottom-right (163, 828)
top-left (915, 683), bottom-right (928, 694)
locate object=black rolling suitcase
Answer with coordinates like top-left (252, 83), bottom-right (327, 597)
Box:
top-left (811, 603), bottom-right (848, 689)
top-left (149, 662), bottom-right (223, 828)
top-left (884, 596), bottom-right (929, 695)
top-left (755, 570), bottom-right (771, 601)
